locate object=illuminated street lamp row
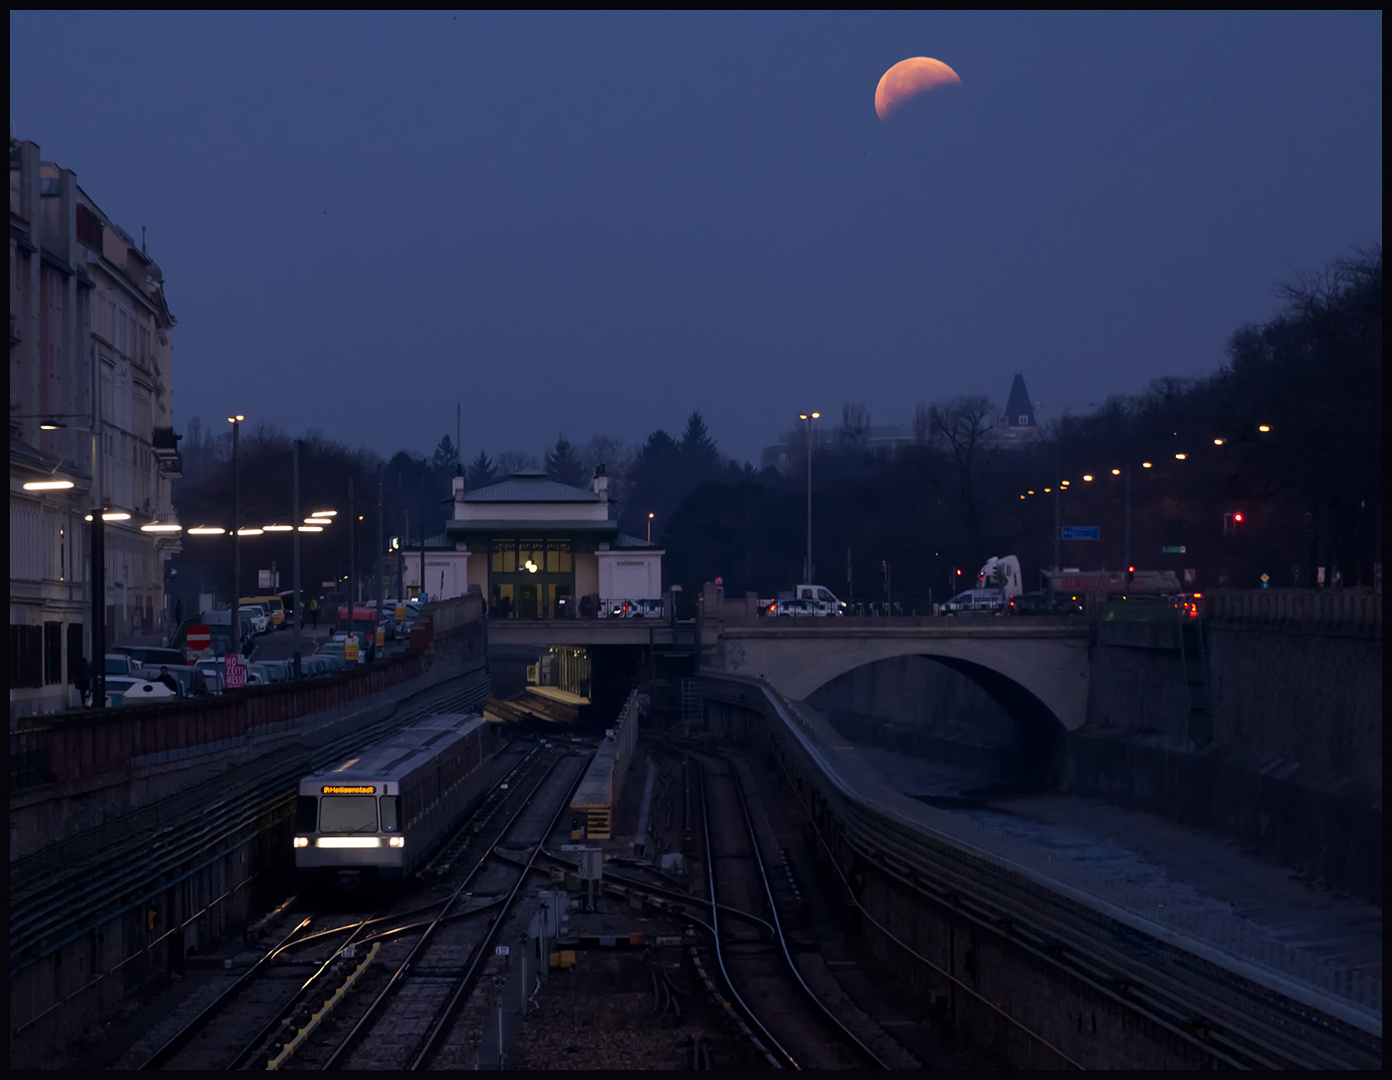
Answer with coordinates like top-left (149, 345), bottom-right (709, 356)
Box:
top-left (1018, 424), bottom-right (1277, 500)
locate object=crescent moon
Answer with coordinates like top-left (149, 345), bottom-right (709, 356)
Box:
top-left (875, 57), bottom-right (962, 121)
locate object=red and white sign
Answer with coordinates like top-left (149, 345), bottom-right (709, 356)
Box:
top-left (225, 653), bottom-right (247, 689)
top-left (186, 624), bottom-right (212, 651)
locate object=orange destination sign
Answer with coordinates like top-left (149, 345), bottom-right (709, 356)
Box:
top-left (322, 785), bottom-right (375, 794)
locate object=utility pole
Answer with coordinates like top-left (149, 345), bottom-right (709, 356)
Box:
top-left (347, 477), bottom-right (355, 638)
top-left (231, 416), bottom-right (242, 658)
top-left (807, 411), bottom-right (812, 581)
top-left (91, 344), bottom-right (105, 708)
top-left (376, 468), bottom-right (385, 651)
top-left (419, 474), bottom-right (426, 602)
top-left (293, 438), bottom-right (302, 678)
top-left (1124, 465), bottom-right (1132, 570)
top-left (1053, 445), bottom-right (1062, 574)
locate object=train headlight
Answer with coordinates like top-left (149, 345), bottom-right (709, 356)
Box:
top-left (388, 836), bottom-right (405, 848)
top-left (293, 836), bottom-right (309, 848)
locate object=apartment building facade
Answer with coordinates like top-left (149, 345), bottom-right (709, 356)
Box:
top-left (9, 138), bottom-right (180, 718)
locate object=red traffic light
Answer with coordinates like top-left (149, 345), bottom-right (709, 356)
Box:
top-left (1128, 566), bottom-right (1135, 574)
top-left (1233, 512), bottom-right (1244, 523)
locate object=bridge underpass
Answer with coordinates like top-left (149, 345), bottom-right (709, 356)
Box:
top-left (705, 619), bottom-right (1089, 788)
top-left (697, 672), bottom-right (1382, 1069)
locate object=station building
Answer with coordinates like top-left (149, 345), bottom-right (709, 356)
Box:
top-left (414, 469), bottom-right (662, 618)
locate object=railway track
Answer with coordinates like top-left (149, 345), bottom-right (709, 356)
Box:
top-left (319, 750), bottom-right (590, 1071)
top-left (696, 754), bottom-right (889, 1070)
top-left (724, 676), bottom-right (1383, 1071)
top-left (137, 729), bottom-right (548, 1070)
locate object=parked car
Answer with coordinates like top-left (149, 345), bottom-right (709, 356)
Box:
top-left (168, 614), bottom-right (257, 657)
top-left (239, 594), bottom-right (286, 628)
top-left (114, 645), bottom-right (186, 668)
top-left (241, 605), bottom-right (270, 636)
top-left (250, 659), bottom-right (292, 684)
top-left (939, 589), bottom-right (1006, 614)
top-left (190, 659), bottom-right (227, 694)
top-left (132, 663), bottom-right (200, 696)
top-left (104, 653), bottom-right (138, 676)
top-left (768, 598), bottom-right (817, 617)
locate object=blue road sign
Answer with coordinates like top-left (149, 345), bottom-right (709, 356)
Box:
top-left (1061, 526), bottom-right (1100, 541)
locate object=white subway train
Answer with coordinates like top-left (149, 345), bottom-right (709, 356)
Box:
top-left (294, 712), bottom-right (493, 885)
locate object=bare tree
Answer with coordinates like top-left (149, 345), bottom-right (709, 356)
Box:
top-left (924, 395), bottom-right (1000, 561)
top-left (495, 451), bottom-right (541, 475)
top-left (838, 402), bottom-right (871, 449)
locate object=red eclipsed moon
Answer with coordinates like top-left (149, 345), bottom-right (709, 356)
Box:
top-left (875, 57), bottom-right (962, 121)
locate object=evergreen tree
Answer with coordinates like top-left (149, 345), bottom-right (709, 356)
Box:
top-left (431, 434), bottom-right (458, 474)
top-left (679, 411), bottom-right (720, 471)
top-left (466, 449), bottom-right (498, 489)
top-left (545, 435), bottom-right (586, 487)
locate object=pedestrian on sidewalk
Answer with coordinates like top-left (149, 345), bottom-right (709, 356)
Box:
top-left (309, 597), bottom-right (319, 628)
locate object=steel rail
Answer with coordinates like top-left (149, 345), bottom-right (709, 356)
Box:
top-left (537, 849), bottom-right (780, 938)
top-left (320, 750), bottom-right (568, 1069)
top-left (696, 759), bottom-right (799, 1069)
top-left (409, 752), bottom-right (595, 1070)
top-left (727, 674), bottom-right (1379, 1070)
top-left (226, 907), bottom-right (389, 1070)
top-left (139, 915), bottom-right (313, 1069)
top-left (143, 715), bottom-right (525, 1071)
top-left (723, 753), bottom-right (890, 1069)
top-left (10, 662), bottom-right (492, 977)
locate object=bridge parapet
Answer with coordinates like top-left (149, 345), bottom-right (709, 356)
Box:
top-left (1207, 588), bottom-right (1381, 634)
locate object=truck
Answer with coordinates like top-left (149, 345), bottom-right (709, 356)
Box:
top-left (791, 584), bottom-right (846, 616)
top-left (939, 555), bottom-right (1023, 614)
top-left (1042, 568), bottom-right (1181, 597)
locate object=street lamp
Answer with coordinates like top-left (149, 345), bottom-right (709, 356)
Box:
top-left (647, 513), bottom-right (654, 543)
top-left (798, 411), bottom-right (820, 581)
top-left (228, 415), bottom-right (244, 658)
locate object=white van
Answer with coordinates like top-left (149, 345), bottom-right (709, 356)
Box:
top-left (792, 585), bottom-right (845, 615)
top-left (940, 589), bottom-right (1006, 614)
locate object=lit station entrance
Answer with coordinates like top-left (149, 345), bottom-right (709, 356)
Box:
top-left (441, 470), bottom-right (664, 620)
top-left (489, 539), bottom-right (574, 620)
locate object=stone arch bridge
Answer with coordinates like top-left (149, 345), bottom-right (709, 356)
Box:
top-left (709, 619), bottom-right (1091, 732)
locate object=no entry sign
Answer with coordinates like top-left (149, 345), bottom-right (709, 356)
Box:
top-left (186, 624), bottom-right (212, 650)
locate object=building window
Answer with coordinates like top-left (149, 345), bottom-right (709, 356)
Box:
top-left (10, 625), bottom-right (43, 688)
top-left (76, 203), bottom-right (103, 248)
top-left (44, 622), bottom-right (63, 685)
top-left (66, 623), bottom-right (84, 688)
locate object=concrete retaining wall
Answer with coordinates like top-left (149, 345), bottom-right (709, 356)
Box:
top-left (1070, 600), bottom-right (1382, 901)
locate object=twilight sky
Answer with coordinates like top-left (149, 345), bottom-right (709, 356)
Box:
top-left (10, 11), bottom-right (1383, 464)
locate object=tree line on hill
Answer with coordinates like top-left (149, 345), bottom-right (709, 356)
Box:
top-left (173, 246), bottom-right (1380, 610)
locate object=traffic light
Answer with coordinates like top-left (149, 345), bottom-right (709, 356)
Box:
top-left (1126, 565), bottom-right (1135, 585)
top-left (1233, 513), bottom-right (1244, 524)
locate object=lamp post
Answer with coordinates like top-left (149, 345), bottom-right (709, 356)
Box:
top-left (228, 415), bottom-right (244, 658)
top-left (799, 411), bottom-right (820, 582)
top-left (14, 410), bottom-right (102, 703)
top-left (647, 513), bottom-right (654, 544)
top-left (293, 438), bottom-right (302, 677)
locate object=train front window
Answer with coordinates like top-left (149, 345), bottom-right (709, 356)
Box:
top-left (295, 796), bottom-right (319, 832)
top-left (319, 796), bottom-right (378, 833)
top-left (380, 795), bottom-right (399, 832)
